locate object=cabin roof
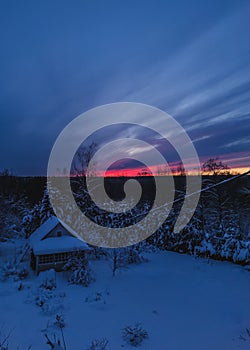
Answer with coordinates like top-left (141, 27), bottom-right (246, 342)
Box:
top-left (29, 216), bottom-right (59, 246)
top-left (29, 216), bottom-right (90, 255)
top-left (33, 235), bottom-right (90, 255)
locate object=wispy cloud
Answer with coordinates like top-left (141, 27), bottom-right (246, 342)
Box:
top-left (192, 135), bottom-right (212, 143)
top-left (1, 1), bottom-right (250, 174)
top-left (224, 137), bottom-right (250, 148)
top-left (96, 3), bottom-right (250, 156)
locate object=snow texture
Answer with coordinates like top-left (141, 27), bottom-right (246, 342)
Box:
top-left (29, 216), bottom-right (90, 254)
top-left (0, 240), bottom-right (249, 350)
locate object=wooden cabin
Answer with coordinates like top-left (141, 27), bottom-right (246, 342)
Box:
top-left (29, 216), bottom-right (90, 274)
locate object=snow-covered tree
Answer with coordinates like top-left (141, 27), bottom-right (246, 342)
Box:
top-left (22, 186), bottom-right (53, 238)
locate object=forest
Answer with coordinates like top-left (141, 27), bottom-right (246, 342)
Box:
top-left (0, 162), bottom-right (249, 267)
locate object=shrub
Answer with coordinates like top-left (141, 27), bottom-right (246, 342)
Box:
top-left (86, 338), bottom-right (109, 350)
top-left (42, 314), bottom-right (66, 350)
top-left (121, 323), bottom-right (148, 347)
top-left (0, 326), bottom-right (32, 350)
top-left (68, 265), bottom-right (93, 286)
top-left (64, 253), bottom-right (94, 287)
top-left (28, 287), bottom-right (65, 315)
top-left (39, 269), bottom-right (56, 290)
top-left (44, 333), bottom-right (64, 350)
top-left (0, 258), bottom-right (28, 281)
top-left (85, 290), bottom-right (110, 305)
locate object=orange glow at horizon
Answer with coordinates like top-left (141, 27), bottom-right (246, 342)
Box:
top-left (70, 150), bottom-right (249, 178)
top-left (69, 165), bottom-right (249, 178)
top-left (97, 165), bottom-right (249, 177)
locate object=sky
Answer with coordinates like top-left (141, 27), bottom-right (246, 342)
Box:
top-left (0, 0), bottom-right (250, 176)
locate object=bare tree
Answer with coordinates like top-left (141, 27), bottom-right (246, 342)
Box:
top-left (202, 158), bottom-right (230, 176)
top-left (176, 162), bottom-right (185, 176)
top-left (71, 142), bottom-right (97, 177)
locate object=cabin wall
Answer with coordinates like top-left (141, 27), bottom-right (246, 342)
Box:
top-left (34, 250), bottom-right (85, 274)
top-left (43, 223), bottom-right (72, 239)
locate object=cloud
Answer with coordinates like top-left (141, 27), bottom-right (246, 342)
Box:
top-left (224, 137), bottom-right (250, 148)
top-left (96, 3), bottom-right (250, 151)
top-left (1, 1), bottom-right (250, 174)
top-left (192, 135), bottom-right (212, 143)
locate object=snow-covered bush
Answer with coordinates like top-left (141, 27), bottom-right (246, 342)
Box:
top-left (121, 323), bottom-right (149, 347)
top-left (195, 234), bottom-right (250, 265)
top-left (239, 327), bottom-right (250, 342)
top-left (28, 287), bottom-right (65, 315)
top-left (68, 265), bottom-right (93, 286)
top-left (0, 258), bottom-right (28, 281)
top-left (17, 266), bottom-right (29, 279)
top-left (44, 333), bottom-right (64, 350)
top-left (42, 314), bottom-right (66, 350)
top-left (44, 314), bottom-right (66, 333)
top-left (195, 238), bottom-right (216, 258)
top-left (39, 269), bottom-right (57, 290)
top-left (86, 338), bottom-right (109, 350)
top-left (0, 193), bottom-right (30, 240)
top-left (109, 246), bottom-right (148, 276)
top-left (0, 325), bottom-right (32, 350)
top-left (64, 253), bottom-right (94, 286)
top-left (124, 247), bottom-right (148, 265)
top-left (220, 236), bottom-right (250, 264)
top-left (85, 290), bottom-right (110, 305)
top-left (245, 264), bottom-right (250, 272)
top-left (54, 314), bottom-right (66, 329)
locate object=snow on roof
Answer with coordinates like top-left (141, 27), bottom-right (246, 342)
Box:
top-left (29, 216), bottom-right (90, 254)
top-left (29, 216), bottom-right (59, 246)
top-left (33, 235), bottom-right (90, 255)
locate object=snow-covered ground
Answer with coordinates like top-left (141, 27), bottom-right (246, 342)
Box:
top-left (0, 241), bottom-right (249, 350)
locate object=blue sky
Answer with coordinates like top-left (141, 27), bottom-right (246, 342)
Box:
top-left (0, 0), bottom-right (249, 175)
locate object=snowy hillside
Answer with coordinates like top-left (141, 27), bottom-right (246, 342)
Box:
top-left (0, 241), bottom-right (249, 350)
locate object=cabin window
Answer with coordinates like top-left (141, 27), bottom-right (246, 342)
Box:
top-left (38, 252), bottom-right (70, 265)
top-left (54, 252), bottom-right (68, 262)
top-left (57, 230), bottom-right (62, 237)
top-left (39, 254), bottom-right (54, 264)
